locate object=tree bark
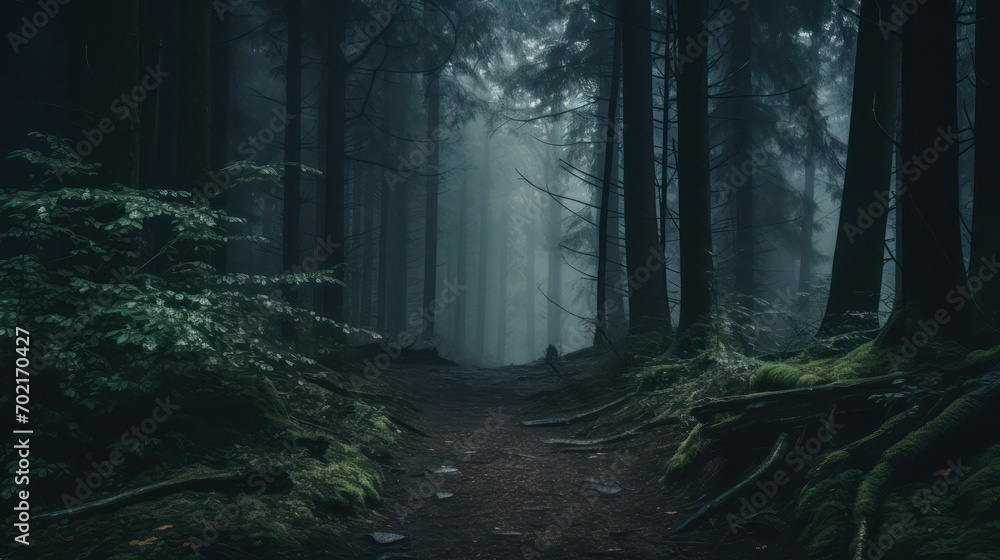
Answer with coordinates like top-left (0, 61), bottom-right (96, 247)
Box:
top-left (877, 0), bottom-right (970, 352)
top-left (621, 0), bottom-right (670, 335)
top-left (970, 0), bottom-right (1000, 314)
top-left (322, 9), bottom-right (348, 328)
top-left (595, 6), bottom-right (623, 346)
top-left (282, 0), bottom-right (303, 340)
top-left (77, 0), bottom-right (140, 187)
top-left (210, 7), bottom-right (230, 273)
top-left (820, 0), bottom-right (899, 337)
top-left (422, 72), bottom-right (441, 336)
top-left (674, 0), bottom-right (714, 341)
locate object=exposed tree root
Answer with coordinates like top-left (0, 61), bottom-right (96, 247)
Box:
top-left (849, 377), bottom-right (998, 560)
top-left (521, 395), bottom-right (631, 426)
top-left (671, 432), bottom-right (789, 534)
top-left (35, 469), bottom-right (292, 522)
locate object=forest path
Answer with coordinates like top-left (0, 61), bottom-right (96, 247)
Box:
top-left (343, 361), bottom-right (796, 560)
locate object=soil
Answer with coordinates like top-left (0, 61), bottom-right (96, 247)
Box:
top-left (336, 361), bottom-right (802, 560)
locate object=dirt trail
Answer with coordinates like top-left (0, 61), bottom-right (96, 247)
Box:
top-left (344, 362), bottom-right (796, 560)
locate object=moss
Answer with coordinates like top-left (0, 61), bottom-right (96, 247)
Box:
top-left (287, 443), bottom-right (384, 514)
top-left (967, 344), bottom-right (1000, 366)
top-left (869, 445), bottom-right (1000, 560)
top-left (750, 341), bottom-right (889, 390)
top-left (794, 469), bottom-right (864, 559)
top-left (665, 423), bottom-right (710, 479)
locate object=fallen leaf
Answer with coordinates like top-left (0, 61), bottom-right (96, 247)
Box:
top-left (155, 524), bottom-right (173, 531)
top-left (129, 537), bottom-right (159, 546)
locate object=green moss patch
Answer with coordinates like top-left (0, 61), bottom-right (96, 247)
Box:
top-left (751, 341), bottom-right (889, 391)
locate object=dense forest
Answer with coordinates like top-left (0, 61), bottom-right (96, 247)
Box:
top-left (2, 0), bottom-right (999, 558)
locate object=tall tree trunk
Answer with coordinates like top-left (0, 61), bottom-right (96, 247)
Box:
top-left (729, 4), bottom-right (755, 299)
top-left (178, 0), bottom-right (211, 193)
top-left (496, 198), bottom-right (509, 364)
top-left (322, 10), bottom-right (348, 328)
top-left (820, 0), bottom-right (899, 337)
top-left (877, 0), bottom-right (971, 353)
top-left (674, 0), bottom-right (714, 343)
top-left (77, 0), bottom-right (140, 187)
top-left (621, 0), bottom-right (670, 334)
top-left (210, 8), bottom-right (230, 273)
top-left (454, 179), bottom-right (469, 355)
top-left (970, 0), bottom-right (1000, 315)
top-left (798, 131), bottom-right (816, 294)
top-left (595, 7), bottom-right (623, 346)
top-left (377, 181), bottom-right (390, 332)
top-left (547, 124), bottom-right (564, 348)
top-left (282, 0), bottom-right (303, 340)
top-left (525, 210), bottom-right (537, 360)
top-left (422, 72), bottom-right (441, 336)
top-left (476, 165), bottom-right (491, 359)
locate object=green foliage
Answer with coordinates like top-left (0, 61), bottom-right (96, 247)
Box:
top-left (1, 138), bottom-right (351, 414)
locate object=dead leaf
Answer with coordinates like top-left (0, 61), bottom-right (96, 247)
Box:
top-left (155, 524), bottom-right (173, 531)
top-left (129, 537), bottom-right (159, 546)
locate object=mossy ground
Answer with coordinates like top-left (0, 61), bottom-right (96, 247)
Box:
top-left (16, 366), bottom-right (398, 560)
top-left (750, 341), bottom-right (889, 390)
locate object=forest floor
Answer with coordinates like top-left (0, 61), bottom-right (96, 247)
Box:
top-left (340, 359), bottom-right (798, 560)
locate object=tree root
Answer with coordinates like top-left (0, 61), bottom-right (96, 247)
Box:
top-left (35, 469), bottom-right (291, 522)
top-left (849, 375), bottom-right (999, 560)
top-left (671, 432), bottom-right (789, 534)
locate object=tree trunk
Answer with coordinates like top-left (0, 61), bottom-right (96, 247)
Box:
top-left (422, 72), bottom-right (441, 336)
top-left (322, 9), bottom-right (348, 328)
top-left (970, 0), bottom-right (1000, 314)
top-left (77, 0), bottom-right (140, 187)
top-left (476, 168), bottom-right (491, 359)
top-left (820, 0), bottom-right (899, 337)
top-left (525, 206), bottom-right (537, 360)
top-left (454, 178), bottom-right (469, 355)
top-left (621, 0), bottom-right (670, 335)
top-left (178, 0), bottom-right (211, 193)
top-left (282, 0), bottom-right (303, 340)
top-left (210, 8), bottom-right (230, 273)
top-left (547, 124), bottom-right (564, 349)
top-left (595, 6), bottom-right (623, 346)
top-left (496, 197), bottom-right (509, 364)
top-left (798, 133), bottom-right (816, 294)
top-left (876, 0), bottom-right (970, 353)
top-left (674, 0), bottom-right (714, 341)
top-left (729, 5), bottom-right (755, 299)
